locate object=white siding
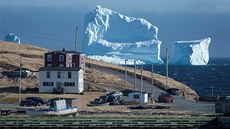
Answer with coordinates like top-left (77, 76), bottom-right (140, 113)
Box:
top-left (39, 70), bottom-right (84, 93)
top-left (128, 92), bottom-right (148, 104)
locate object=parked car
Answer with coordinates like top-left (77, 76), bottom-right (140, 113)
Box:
top-left (93, 98), bottom-right (104, 104)
top-left (158, 93), bottom-right (173, 103)
top-left (26, 97), bottom-right (47, 105)
top-left (20, 100), bottom-right (40, 107)
top-left (167, 88), bottom-right (181, 95)
top-left (107, 91), bottom-right (123, 97)
top-left (107, 95), bottom-right (123, 105)
top-left (100, 96), bottom-right (108, 102)
top-left (120, 89), bottom-right (133, 96)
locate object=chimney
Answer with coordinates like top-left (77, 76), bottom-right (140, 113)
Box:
top-left (63, 48), bottom-right (65, 51)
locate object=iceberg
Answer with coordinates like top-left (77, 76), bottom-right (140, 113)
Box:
top-left (169, 37), bottom-right (211, 65)
top-left (5, 33), bottom-right (21, 43)
top-left (83, 6), bottom-right (164, 65)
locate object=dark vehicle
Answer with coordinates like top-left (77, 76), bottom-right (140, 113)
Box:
top-left (158, 93), bottom-right (173, 103)
top-left (107, 91), bottom-right (123, 97)
top-left (93, 98), bottom-right (104, 104)
top-left (120, 89), bottom-right (133, 96)
top-left (167, 88), bottom-right (181, 95)
top-left (100, 96), bottom-right (108, 102)
top-left (26, 97), bottom-right (47, 105)
top-left (20, 100), bottom-right (39, 107)
top-left (107, 96), bottom-right (123, 105)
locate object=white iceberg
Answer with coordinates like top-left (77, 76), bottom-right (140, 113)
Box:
top-left (83, 6), bottom-right (163, 65)
top-left (169, 37), bottom-right (211, 65)
top-left (5, 33), bottom-right (21, 43)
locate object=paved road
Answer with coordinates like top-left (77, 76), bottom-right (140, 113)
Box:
top-left (92, 66), bottom-right (215, 114)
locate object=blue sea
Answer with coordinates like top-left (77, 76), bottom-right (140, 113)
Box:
top-left (141, 58), bottom-right (230, 97)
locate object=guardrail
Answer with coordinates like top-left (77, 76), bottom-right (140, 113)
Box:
top-left (0, 117), bottom-right (225, 128)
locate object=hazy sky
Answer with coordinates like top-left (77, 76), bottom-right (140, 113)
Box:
top-left (0, 0), bottom-right (229, 57)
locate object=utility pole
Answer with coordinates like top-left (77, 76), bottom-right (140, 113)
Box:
top-left (140, 64), bottom-right (143, 104)
top-left (151, 63), bottom-right (154, 103)
top-left (18, 57), bottom-right (22, 105)
top-left (134, 60), bottom-right (136, 90)
top-left (75, 26), bottom-right (78, 52)
top-left (166, 48), bottom-right (168, 87)
top-left (125, 59), bottom-right (127, 84)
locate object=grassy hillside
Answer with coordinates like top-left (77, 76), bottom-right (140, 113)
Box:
top-left (0, 40), bottom-right (197, 99)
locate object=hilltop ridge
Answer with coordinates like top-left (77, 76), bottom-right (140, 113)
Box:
top-left (0, 40), bottom-right (197, 99)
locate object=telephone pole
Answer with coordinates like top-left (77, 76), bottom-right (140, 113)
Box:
top-left (18, 57), bottom-right (22, 104)
top-left (75, 26), bottom-right (78, 52)
top-left (125, 59), bottom-right (127, 84)
top-left (166, 48), bottom-right (168, 87)
top-left (134, 60), bottom-right (136, 90)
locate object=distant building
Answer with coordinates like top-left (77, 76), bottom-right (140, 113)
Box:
top-left (39, 49), bottom-right (85, 94)
top-left (2, 68), bottom-right (35, 78)
top-left (128, 91), bottom-right (148, 104)
top-left (44, 49), bottom-right (85, 69)
top-left (215, 97), bottom-right (230, 114)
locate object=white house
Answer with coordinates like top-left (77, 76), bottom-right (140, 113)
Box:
top-left (128, 91), bottom-right (148, 104)
top-left (39, 67), bottom-right (84, 93)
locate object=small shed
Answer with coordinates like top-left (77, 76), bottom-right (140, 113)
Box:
top-left (128, 91), bottom-right (148, 104)
top-left (215, 98), bottom-right (230, 114)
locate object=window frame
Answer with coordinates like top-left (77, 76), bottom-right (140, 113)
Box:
top-left (68, 72), bottom-right (72, 78)
top-left (64, 82), bottom-right (75, 87)
top-left (133, 94), bottom-right (140, 99)
top-left (57, 71), bottom-right (61, 78)
top-left (47, 54), bottom-right (52, 61)
top-left (43, 82), bottom-right (54, 86)
top-left (46, 71), bottom-right (50, 78)
top-left (59, 55), bottom-right (64, 61)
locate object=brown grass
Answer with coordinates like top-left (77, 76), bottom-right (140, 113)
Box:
top-left (0, 40), bottom-right (197, 101)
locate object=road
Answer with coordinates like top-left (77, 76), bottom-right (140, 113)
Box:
top-left (92, 65), bottom-right (215, 114)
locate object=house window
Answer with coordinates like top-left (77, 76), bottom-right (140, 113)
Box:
top-left (57, 71), bottom-right (61, 78)
top-left (43, 82), bottom-right (54, 86)
top-left (68, 72), bottom-right (71, 78)
top-left (46, 71), bottom-right (50, 78)
top-left (59, 55), bottom-right (64, 61)
top-left (133, 94), bottom-right (140, 99)
top-left (47, 64), bottom-right (52, 67)
top-left (59, 64), bottom-right (64, 67)
top-left (47, 54), bottom-right (52, 61)
top-left (64, 82), bottom-right (75, 87)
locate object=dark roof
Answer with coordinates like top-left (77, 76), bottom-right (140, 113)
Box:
top-left (129, 91), bottom-right (148, 94)
top-left (39, 67), bottom-right (82, 71)
top-left (14, 68), bottom-right (33, 71)
top-left (46, 50), bottom-right (82, 55)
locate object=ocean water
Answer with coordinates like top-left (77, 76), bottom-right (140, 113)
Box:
top-left (141, 58), bottom-right (230, 96)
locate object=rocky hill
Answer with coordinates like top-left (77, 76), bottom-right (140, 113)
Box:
top-left (0, 40), bottom-right (197, 99)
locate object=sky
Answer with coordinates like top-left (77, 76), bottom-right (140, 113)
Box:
top-left (0, 0), bottom-right (230, 57)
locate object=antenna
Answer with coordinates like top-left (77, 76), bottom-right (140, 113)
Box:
top-left (75, 26), bottom-right (78, 52)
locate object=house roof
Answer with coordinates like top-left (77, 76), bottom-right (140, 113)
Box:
top-left (14, 68), bottom-right (33, 71)
top-left (39, 67), bottom-right (82, 71)
top-left (129, 91), bottom-right (148, 94)
top-left (46, 50), bottom-right (82, 55)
